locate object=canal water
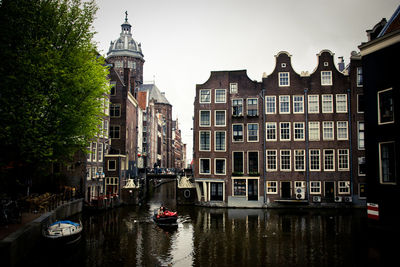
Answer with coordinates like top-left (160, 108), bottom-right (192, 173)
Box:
top-left (23, 181), bottom-right (376, 267)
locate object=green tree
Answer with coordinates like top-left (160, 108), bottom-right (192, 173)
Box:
top-left (0, 0), bottom-right (109, 191)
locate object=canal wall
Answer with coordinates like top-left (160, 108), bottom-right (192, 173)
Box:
top-left (0, 198), bottom-right (83, 267)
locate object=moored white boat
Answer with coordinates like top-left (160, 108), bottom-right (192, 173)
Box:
top-left (43, 220), bottom-right (83, 245)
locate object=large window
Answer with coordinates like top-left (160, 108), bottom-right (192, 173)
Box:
top-left (293, 95), bottom-right (304, 113)
top-left (266, 150), bottom-right (277, 171)
top-left (294, 122), bottom-right (304, 141)
top-left (233, 179), bottom-right (246, 196)
top-left (215, 89), bottom-right (226, 103)
top-left (337, 121), bottom-right (348, 140)
top-left (232, 124), bottom-right (243, 142)
top-left (266, 122), bottom-right (277, 141)
top-left (110, 125), bottom-right (120, 139)
top-left (247, 98), bottom-right (258, 116)
top-left (308, 95), bottom-right (319, 113)
top-left (323, 121), bottom-right (334, 140)
top-left (266, 96), bottom-right (276, 114)
top-left (199, 158), bottom-right (210, 174)
top-left (232, 99), bottom-right (243, 116)
top-left (280, 150), bottom-right (291, 171)
top-left (338, 149), bottom-right (349, 170)
top-left (279, 72), bottom-right (290, 86)
top-left (215, 131), bottom-right (226, 151)
top-left (279, 95), bottom-right (290, 114)
top-left (309, 149), bottom-right (320, 171)
top-left (215, 159), bottom-right (226, 175)
top-left (321, 71), bottom-right (332, 85)
top-left (200, 89), bottom-right (211, 103)
top-left (233, 152), bottom-right (244, 173)
top-left (280, 122), bottom-right (290, 141)
top-left (322, 94), bottom-right (333, 113)
top-left (294, 150), bottom-right (305, 171)
top-left (247, 124), bottom-right (259, 142)
top-left (336, 94), bottom-right (348, 113)
top-left (248, 152), bottom-right (259, 174)
top-left (358, 122), bottom-right (365, 150)
top-left (309, 122), bottom-right (320, 141)
top-left (379, 142), bottom-right (396, 184)
top-left (215, 111), bottom-right (226, 126)
top-left (378, 88), bottom-right (394, 124)
top-left (199, 131), bottom-right (210, 151)
top-left (199, 110), bottom-right (211, 127)
top-left (324, 149), bottom-right (335, 171)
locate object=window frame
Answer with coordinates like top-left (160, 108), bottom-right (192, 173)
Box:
top-left (294, 149), bottom-right (305, 171)
top-left (214, 131), bottom-right (226, 152)
top-left (267, 181), bottom-right (278, 194)
top-left (214, 110), bottom-right (226, 127)
top-left (338, 149), bottom-right (350, 171)
top-left (265, 96), bottom-right (276, 114)
top-left (279, 72), bottom-right (290, 87)
top-left (378, 141), bottom-right (397, 184)
top-left (293, 95), bottom-right (304, 114)
top-left (323, 149), bottom-right (335, 171)
top-left (214, 158), bottom-right (226, 175)
top-left (199, 110), bottom-right (211, 127)
top-left (199, 158), bottom-right (211, 174)
top-left (230, 83), bottom-right (238, 94)
top-left (321, 94), bottom-right (334, 113)
top-left (336, 94), bottom-right (348, 113)
top-left (310, 181), bottom-right (321, 194)
top-left (248, 151), bottom-right (259, 174)
top-left (266, 150), bottom-right (277, 171)
top-left (247, 98), bottom-right (258, 116)
top-left (322, 121), bottom-right (334, 141)
top-left (337, 121), bottom-right (349, 140)
top-left (280, 122), bottom-right (291, 141)
top-left (199, 89), bottom-right (211, 104)
top-left (378, 88), bottom-right (395, 125)
top-left (308, 121), bottom-right (320, 141)
top-left (309, 149), bottom-right (320, 171)
top-left (279, 95), bottom-right (291, 114)
top-left (266, 122), bottom-right (277, 141)
top-left (215, 89), bottom-right (227, 103)
top-left (232, 124), bottom-right (244, 142)
top-left (280, 149), bottom-right (291, 171)
top-left (199, 131), bottom-right (211, 151)
top-left (247, 123), bottom-right (259, 142)
top-left (321, 71), bottom-right (332, 86)
top-left (308, 95), bottom-right (319, 114)
top-left (232, 98), bottom-right (243, 116)
top-left (232, 151), bottom-right (244, 174)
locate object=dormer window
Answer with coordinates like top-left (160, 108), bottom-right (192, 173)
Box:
top-left (279, 72), bottom-right (290, 87)
top-left (321, 71), bottom-right (332, 86)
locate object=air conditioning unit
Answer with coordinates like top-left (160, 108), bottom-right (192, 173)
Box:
top-left (335, 196), bottom-right (343, 202)
top-left (295, 187), bottom-right (305, 200)
top-left (344, 196), bottom-right (353, 203)
top-left (312, 196), bottom-right (321, 202)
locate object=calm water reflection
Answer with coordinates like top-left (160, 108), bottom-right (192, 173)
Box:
top-left (24, 181), bottom-right (370, 267)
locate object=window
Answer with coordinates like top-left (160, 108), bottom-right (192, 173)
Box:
top-left (232, 124), bottom-right (243, 142)
top-left (215, 89), bottom-right (226, 103)
top-left (337, 121), bottom-right (348, 140)
top-left (280, 122), bottom-right (290, 141)
top-left (323, 121), bottom-right (334, 140)
top-left (322, 95), bottom-right (333, 113)
top-left (233, 179), bottom-right (246, 196)
top-left (215, 159), bottom-right (226, 175)
top-left (215, 131), bottom-right (226, 151)
top-left (87, 143), bottom-right (92, 162)
top-left (358, 157), bottom-right (366, 176)
top-left (338, 181), bottom-right (350, 194)
top-left (199, 131), bottom-right (210, 151)
top-left (266, 96), bottom-right (276, 114)
top-left (248, 152), bottom-right (259, 174)
top-left (279, 95), bottom-right (290, 114)
top-left (199, 110), bottom-right (211, 127)
top-left (86, 167), bottom-right (91, 179)
top-left (294, 122), bottom-right (304, 141)
top-left (247, 124), bottom-right (259, 142)
top-left (379, 142), bottom-right (396, 183)
top-left (210, 183), bottom-right (224, 201)
top-left (358, 122), bottom-right (365, 150)
top-left (336, 94), bottom-right (348, 113)
top-left (294, 150), bottom-right (305, 171)
top-left (215, 111), bottom-right (226, 126)
top-left (279, 72), bottom-right (290, 86)
top-left (359, 183), bottom-right (367, 199)
top-left (293, 95), bottom-right (304, 113)
top-left (110, 104), bottom-right (121, 117)
top-left (108, 160), bottom-right (116, 171)
top-left (308, 95), bottom-right (319, 113)
top-left (280, 150), bottom-right (291, 171)
top-left (233, 152), bottom-right (244, 173)
top-left (324, 149), bottom-right (335, 171)
top-left (309, 122), bottom-right (320, 141)
top-left (199, 158), bottom-right (210, 174)
top-left (98, 143), bottom-right (103, 162)
top-left (110, 125), bottom-right (120, 139)
top-left (266, 122), bottom-right (277, 141)
top-left (92, 142), bottom-right (97, 162)
top-left (357, 94), bottom-right (365, 113)
top-left (378, 88), bottom-right (394, 124)
top-left (310, 181), bottom-right (321, 194)
top-left (338, 149), bottom-right (349, 170)
top-left (232, 99), bottom-right (243, 116)
top-left (357, 67), bottom-right (363, 87)
top-left (267, 181), bottom-right (278, 194)
top-left (230, 83), bottom-right (238, 94)
top-left (321, 71), bottom-right (332, 85)
top-left (110, 81), bottom-right (116, 96)
top-left (247, 98), bottom-right (258, 116)
top-left (309, 149), bottom-right (320, 171)
top-left (266, 150), bottom-right (277, 171)
top-left (200, 89), bottom-right (211, 103)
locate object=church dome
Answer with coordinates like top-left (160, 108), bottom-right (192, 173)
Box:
top-left (107, 13), bottom-right (144, 59)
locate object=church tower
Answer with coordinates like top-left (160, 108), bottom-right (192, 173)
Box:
top-left (107, 12), bottom-right (144, 85)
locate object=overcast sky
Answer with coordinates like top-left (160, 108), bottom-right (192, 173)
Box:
top-left (92, 0), bottom-right (399, 164)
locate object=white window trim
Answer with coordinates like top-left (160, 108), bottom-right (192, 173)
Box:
top-left (293, 95), bottom-right (304, 114)
top-left (322, 121), bottom-right (335, 141)
top-left (280, 149), bottom-right (291, 171)
top-left (279, 72), bottom-right (290, 87)
top-left (214, 158), bottom-right (226, 175)
top-left (336, 94), bottom-right (348, 113)
top-left (357, 94), bottom-right (364, 114)
top-left (232, 151), bottom-right (244, 174)
top-left (232, 98), bottom-right (244, 116)
top-left (338, 181), bottom-right (350, 194)
top-left (308, 121), bottom-right (320, 141)
top-left (214, 110), bottom-right (226, 127)
top-left (294, 149), bottom-right (305, 171)
top-left (108, 160), bottom-right (117, 171)
top-left (323, 149), bottom-right (335, 171)
top-left (309, 181), bottom-right (321, 194)
top-left (199, 131), bottom-right (211, 151)
top-left (232, 123), bottom-right (244, 143)
top-left (358, 122), bottom-right (365, 150)
top-left (199, 110), bottom-right (211, 127)
top-left (247, 98), bottom-right (259, 116)
top-left (293, 122), bottom-right (305, 141)
top-left (199, 89), bottom-right (211, 104)
top-left (247, 123), bottom-right (259, 142)
top-left (247, 151), bottom-right (259, 174)
top-left (358, 157), bottom-right (366, 176)
top-left (215, 89), bottom-right (227, 103)
top-left (377, 88), bottom-right (395, 125)
top-left (265, 96), bottom-right (276, 114)
top-left (232, 178), bottom-right (247, 197)
top-left (199, 158), bottom-right (211, 175)
top-left (279, 122), bottom-right (291, 141)
top-left (266, 181), bottom-right (278, 194)
top-left (266, 150), bottom-right (278, 172)
top-left (308, 95), bottom-right (320, 114)
top-left (230, 83), bottom-right (238, 94)
top-left (321, 71), bottom-right (332, 86)
top-left (309, 149), bottom-right (321, 171)
top-left (279, 95), bottom-right (291, 114)
top-left (337, 121), bottom-right (349, 140)
top-left (214, 131), bottom-right (226, 152)
top-left (338, 149), bottom-right (350, 171)
top-left (266, 122), bottom-right (277, 141)
top-left (321, 94), bottom-right (334, 114)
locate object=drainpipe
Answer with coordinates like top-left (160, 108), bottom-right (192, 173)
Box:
top-left (347, 88), bottom-right (354, 199)
top-left (304, 88), bottom-right (309, 201)
top-left (261, 89), bottom-right (267, 205)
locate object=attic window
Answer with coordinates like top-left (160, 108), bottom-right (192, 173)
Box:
top-left (324, 62), bottom-right (329, 67)
top-left (281, 63), bottom-right (286, 68)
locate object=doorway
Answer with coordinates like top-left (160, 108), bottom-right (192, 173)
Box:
top-left (248, 179), bottom-right (258, 201)
top-left (281, 181), bottom-right (291, 199)
top-left (325, 181), bottom-right (335, 201)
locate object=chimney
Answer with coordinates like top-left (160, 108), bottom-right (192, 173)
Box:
top-left (124, 68), bottom-right (131, 94)
top-left (338, 57), bottom-right (345, 72)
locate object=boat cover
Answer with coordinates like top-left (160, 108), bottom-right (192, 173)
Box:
top-left (50, 220), bottom-right (80, 227)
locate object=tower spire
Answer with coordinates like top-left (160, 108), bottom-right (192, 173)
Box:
top-left (125, 11), bottom-right (128, 22)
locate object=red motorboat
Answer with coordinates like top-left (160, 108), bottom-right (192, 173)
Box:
top-left (153, 207), bottom-right (178, 225)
